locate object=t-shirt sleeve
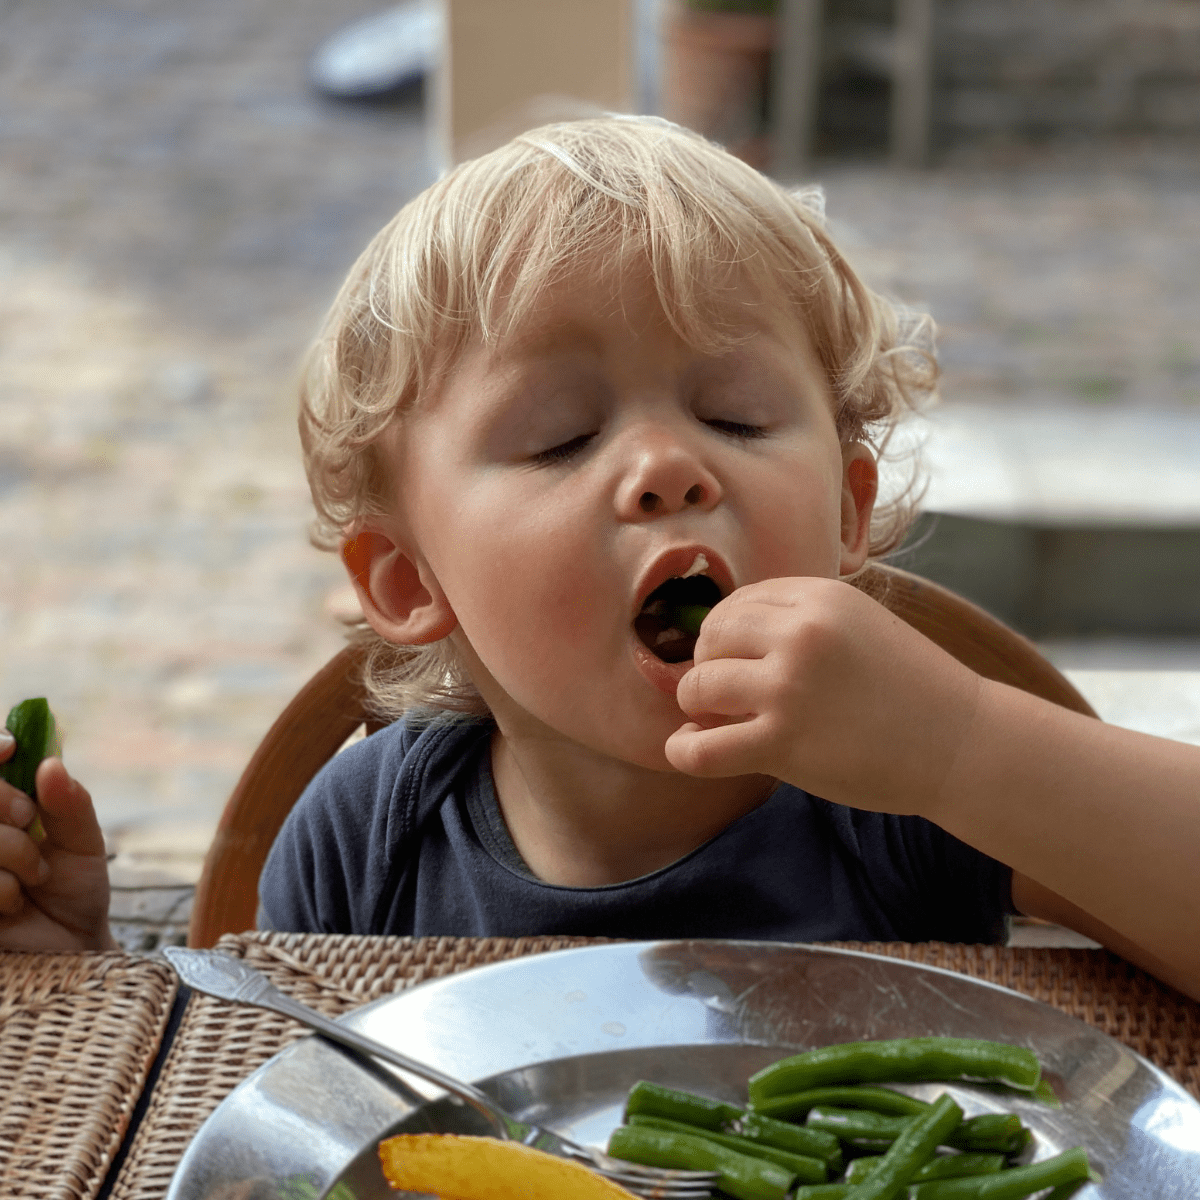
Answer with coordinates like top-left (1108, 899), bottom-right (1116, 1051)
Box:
top-left (816, 801), bottom-right (1014, 944)
top-left (257, 720), bottom-right (417, 935)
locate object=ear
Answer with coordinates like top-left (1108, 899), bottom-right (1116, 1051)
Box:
top-left (838, 443), bottom-right (878, 576)
top-left (341, 527), bottom-right (457, 645)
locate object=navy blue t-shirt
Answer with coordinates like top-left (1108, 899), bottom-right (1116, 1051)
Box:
top-left (258, 717), bottom-right (1013, 943)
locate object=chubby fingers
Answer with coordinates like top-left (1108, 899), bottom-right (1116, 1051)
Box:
top-left (34, 759), bottom-right (106, 858)
top-left (689, 576), bottom-right (819, 665)
top-left (671, 653), bottom-right (797, 777)
top-left (665, 715), bottom-right (776, 778)
top-left (0, 779), bottom-right (38, 834)
top-left (675, 656), bottom-right (759, 724)
top-left (0, 791), bottom-right (50, 911)
top-left (680, 589), bottom-right (803, 721)
top-left (670, 577), bottom-right (855, 780)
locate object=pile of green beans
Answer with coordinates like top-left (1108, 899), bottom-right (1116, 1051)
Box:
top-left (605, 1037), bottom-right (1100, 1200)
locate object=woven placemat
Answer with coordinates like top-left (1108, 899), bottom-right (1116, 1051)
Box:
top-left (0, 951), bottom-right (177, 1200)
top-left (827, 941), bottom-right (1200, 1099)
top-left (108, 934), bottom-right (606, 1200)
top-left (109, 935), bottom-right (1200, 1200)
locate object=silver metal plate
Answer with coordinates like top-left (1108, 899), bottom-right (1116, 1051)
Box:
top-left (166, 941), bottom-right (1200, 1199)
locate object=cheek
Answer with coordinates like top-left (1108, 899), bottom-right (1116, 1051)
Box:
top-left (441, 500), bottom-right (613, 662)
top-left (750, 458), bottom-right (846, 575)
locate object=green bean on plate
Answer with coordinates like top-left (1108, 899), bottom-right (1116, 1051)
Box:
top-left (604, 1036), bottom-right (1099, 1200)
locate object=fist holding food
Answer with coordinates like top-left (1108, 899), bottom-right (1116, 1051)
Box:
top-left (0, 697), bottom-right (115, 952)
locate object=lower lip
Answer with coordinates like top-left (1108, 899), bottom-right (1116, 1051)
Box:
top-left (631, 638), bottom-right (693, 697)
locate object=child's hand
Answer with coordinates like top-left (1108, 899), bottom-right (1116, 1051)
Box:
top-left (0, 738), bottom-right (116, 952)
top-left (665, 577), bottom-right (983, 817)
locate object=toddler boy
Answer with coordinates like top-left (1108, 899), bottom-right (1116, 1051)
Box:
top-left (258, 115), bottom-right (1002, 943)
top-left (3, 119), bottom-right (1197, 1002)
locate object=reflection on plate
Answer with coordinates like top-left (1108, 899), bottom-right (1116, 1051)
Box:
top-left (166, 941), bottom-right (1200, 1200)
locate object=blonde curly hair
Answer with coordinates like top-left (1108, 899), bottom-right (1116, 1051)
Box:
top-left (299, 115), bottom-right (935, 721)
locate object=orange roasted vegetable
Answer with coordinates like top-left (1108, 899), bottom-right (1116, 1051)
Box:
top-left (378, 1133), bottom-right (638, 1199)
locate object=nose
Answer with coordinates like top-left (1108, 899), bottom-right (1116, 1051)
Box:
top-left (614, 425), bottom-right (722, 521)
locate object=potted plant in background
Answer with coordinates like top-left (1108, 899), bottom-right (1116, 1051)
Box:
top-left (660, 0), bottom-right (780, 167)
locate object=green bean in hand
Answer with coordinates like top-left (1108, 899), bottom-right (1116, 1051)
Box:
top-left (1, 698), bottom-right (59, 843)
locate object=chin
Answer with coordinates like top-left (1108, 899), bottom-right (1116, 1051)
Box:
top-left (608, 706), bottom-right (694, 774)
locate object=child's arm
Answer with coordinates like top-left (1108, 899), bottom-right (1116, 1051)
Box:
top-left (0, 735), bottom-right (117, 952)
top-left (666, 577), bottom-right (1200, 1001)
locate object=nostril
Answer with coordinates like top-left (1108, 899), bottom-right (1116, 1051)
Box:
top-left (684, 485), bottom-right (703, 505)
top-left (639, 492), bottom-right (658, 513)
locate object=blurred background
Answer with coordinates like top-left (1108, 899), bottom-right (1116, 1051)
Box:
top-left (1, 0), bottom-right (1198, 949)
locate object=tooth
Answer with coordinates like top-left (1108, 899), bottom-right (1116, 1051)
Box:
top-left (654, 629), bottom-right (686, 645)
top-left (682, 553), bottom-right (709, 578)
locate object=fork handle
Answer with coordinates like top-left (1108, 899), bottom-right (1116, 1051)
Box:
top-left (260, 985), bottom-right (520, 1139)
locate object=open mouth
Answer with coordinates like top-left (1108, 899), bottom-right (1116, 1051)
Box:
top-left (634, 573), bottom-right (724, 663)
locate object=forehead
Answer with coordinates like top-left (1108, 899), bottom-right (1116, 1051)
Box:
top-left (472, 254), bottom-right (816, 374)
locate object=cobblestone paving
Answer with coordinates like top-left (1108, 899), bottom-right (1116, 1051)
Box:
top-left (821, 139), bottom-right (1200, 414)
top-left (1, 0), bottom-right (434, 899)
top-left (2, 2), bottom-right (1198, 945)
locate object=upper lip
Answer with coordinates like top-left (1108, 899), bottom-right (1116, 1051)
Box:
top-left (632, 545), bottom-right (736, 618)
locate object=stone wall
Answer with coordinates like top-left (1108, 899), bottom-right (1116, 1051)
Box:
top-left (935, 0), bottom-right (1200, 142)
top-left (810, 0), bottom-right (1200, 154)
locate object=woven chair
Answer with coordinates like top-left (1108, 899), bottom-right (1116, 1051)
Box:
top-left (187, 564), bottom-right (1098, 947)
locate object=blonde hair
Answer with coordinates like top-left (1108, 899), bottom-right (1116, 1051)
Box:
top-left (300, 115), bottom-right (935, 720)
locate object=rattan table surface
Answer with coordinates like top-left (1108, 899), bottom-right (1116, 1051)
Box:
top-left (4, 936), bottom-right (1198, 1200)
top-left (0, 949), bottom-right (178, 1200)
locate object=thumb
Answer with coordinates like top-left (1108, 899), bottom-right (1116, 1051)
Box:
top-left (665, 719), bottom-right (763, 779)
top-left (34, 758), bottom-right (106, 858)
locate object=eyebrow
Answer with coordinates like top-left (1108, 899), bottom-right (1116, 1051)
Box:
top-left (491, 319), bottom-right (604, 362)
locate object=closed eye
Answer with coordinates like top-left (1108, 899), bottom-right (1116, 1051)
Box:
top-left (704, 419), bottom-right (768, 439)
top-left (529, 432), bottom-right (596, 465)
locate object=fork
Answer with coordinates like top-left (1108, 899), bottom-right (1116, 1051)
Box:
top-left (162, 947), bottom-right (717, 1198)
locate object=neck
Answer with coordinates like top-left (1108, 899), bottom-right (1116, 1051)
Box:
top-left (489, 725), bottom-right (776, 887)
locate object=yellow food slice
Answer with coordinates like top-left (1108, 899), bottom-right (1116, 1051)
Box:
top-left (378, 1133), bottom-right (637, 1199)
